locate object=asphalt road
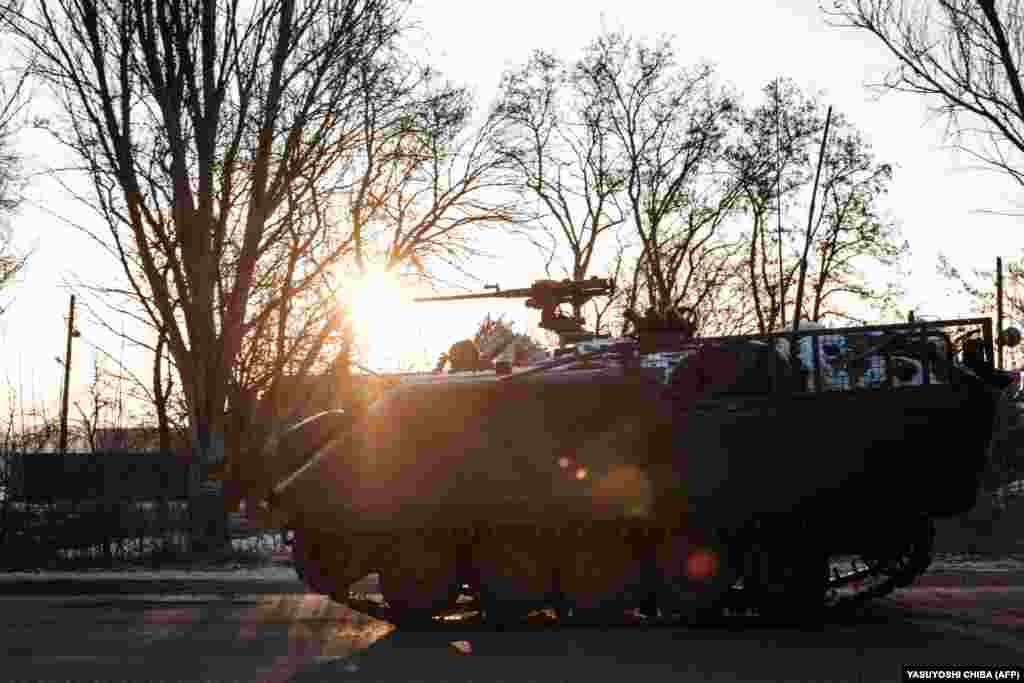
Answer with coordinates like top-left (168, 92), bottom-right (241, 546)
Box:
top-left (1, 571), bottom-right (1022, 683)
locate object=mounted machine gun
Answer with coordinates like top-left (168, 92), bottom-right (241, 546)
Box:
top-left (413, 276), bottom-right (615, 346)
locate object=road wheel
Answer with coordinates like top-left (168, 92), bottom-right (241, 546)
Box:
top-left (291, 528), bottom-right (359, 603)
top-left (380, 532), bottom-right (459, 628)
top-left (653, 531), bottom-right (735, 624)
top-left (558, 528), bottom-right (642, 617)
top-left (754, 550), bottom-right (829, 625)
top-left (862, 517), bottom-right (935, 588)
top-left (473, 527), bottom-right (554, 626)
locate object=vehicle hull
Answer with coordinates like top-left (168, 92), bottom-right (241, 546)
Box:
top-left (269, 317), bottom-right (1008, 624)
top-left (278, 362), bottom-right (998, 547)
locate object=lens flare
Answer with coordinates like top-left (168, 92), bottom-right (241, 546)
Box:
top-left (686, 547), bottom-right (719, 580)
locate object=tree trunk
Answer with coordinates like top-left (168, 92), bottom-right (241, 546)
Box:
top-left (188, 421), bottom-right (230, 555)
top-left (152, 331), bottom-right (173, 556)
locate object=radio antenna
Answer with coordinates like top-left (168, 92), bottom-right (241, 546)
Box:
top-left (776, 77), bottom-right (786, 330)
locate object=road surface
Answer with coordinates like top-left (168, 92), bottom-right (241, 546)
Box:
top-left (1, 564), bottom-right (1022, 682)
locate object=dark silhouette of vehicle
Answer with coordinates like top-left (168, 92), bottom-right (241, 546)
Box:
top-left (255, 281), bottom-right (1017, 626)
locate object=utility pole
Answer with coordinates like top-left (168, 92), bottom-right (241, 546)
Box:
top-left (58, 294), bottom-right (78, 454)
top-left (997, 257), bottom-right (1004, 371)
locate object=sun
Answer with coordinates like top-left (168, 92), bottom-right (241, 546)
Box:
top-left (343, 268), bottom-right (415, 369)
top-left (340, 267), bottom-right (538, 371)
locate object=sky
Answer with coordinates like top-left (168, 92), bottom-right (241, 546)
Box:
top-left (409, 0), bottom-right (1024, 294)
top-left (2, 0), bottom-right (1023, 422)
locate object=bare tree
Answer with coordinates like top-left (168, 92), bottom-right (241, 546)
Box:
top-left (473, 313), bottom-right (547, 362)
top-left (938, 252), bottom-right (1024, 366)
top-left (806, 127), bottom-right (907, 323)
top-left (588, 233), bottom-right (633, 336)
top-left (346, 65), bottom-right (525, 279)
top-left (66, 273), bottom-right (187, 458)
top-left (151, 326), bottom-right (179, 453)
top-left (729, 79), bottom-right (907, 332)
top-left (0, 229), bottom-right (27, 315)
top-left (0, 0), bottom-right (25, 209)
top-left (1, 375), bottom-right (64, 454)
top-left (72, 355), bottom-right (117, 452)
top-left (496, 50), bottom-right (625, 319)
top-left (0, 1), bottom-right (30, 314)
top-left (729, 79), bottom-right (820, 332)
top-left (225, 64), bottom-right (525, 489)
top-left (0, 75), bottom-right (25, 215)
top-left (574, 32), bottom-right (742, 330)
top-left (5, 0), bottom-right (411, 550)
top-left (828, 0), bottom-right (1024, 193)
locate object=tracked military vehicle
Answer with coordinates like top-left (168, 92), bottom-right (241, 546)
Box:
top-left (259, 279), bottom-right (1017, 626)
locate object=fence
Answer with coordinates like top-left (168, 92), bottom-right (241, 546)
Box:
top-left (0, 450), bottom-right (289, 568)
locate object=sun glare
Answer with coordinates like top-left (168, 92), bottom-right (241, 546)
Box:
top-left (340, 267), bottom-right (541, 372)
top-left (344, 268), bottom-right (419, 370)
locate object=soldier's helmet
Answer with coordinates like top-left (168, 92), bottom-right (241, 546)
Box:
top-left (447, 339), bottom-right (480, 373)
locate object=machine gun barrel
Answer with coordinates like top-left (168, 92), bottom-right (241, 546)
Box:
top-left (413, 277), bottom-right (614, 346)
top-left (412, 278), bottom-right (612, 305)
top-left (412, 288), bottom-right (531, 303)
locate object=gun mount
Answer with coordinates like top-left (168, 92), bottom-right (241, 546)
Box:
top-left (413, 276), bottom-right (615, 346)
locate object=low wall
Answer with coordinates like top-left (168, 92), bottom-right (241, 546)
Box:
top-left (6, 451), bottom-right (192, 502)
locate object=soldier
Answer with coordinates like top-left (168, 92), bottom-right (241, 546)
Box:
top-left (447, 339), bottom-right (481, 373)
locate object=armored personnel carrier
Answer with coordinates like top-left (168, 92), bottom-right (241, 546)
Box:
top-left (258, 280), bottom-right (1017, 626)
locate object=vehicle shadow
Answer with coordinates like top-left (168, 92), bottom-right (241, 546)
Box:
top-left (287, 604), bottom-right (981, 683)
top-left (2, 590), bottom-right (1018, 682)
